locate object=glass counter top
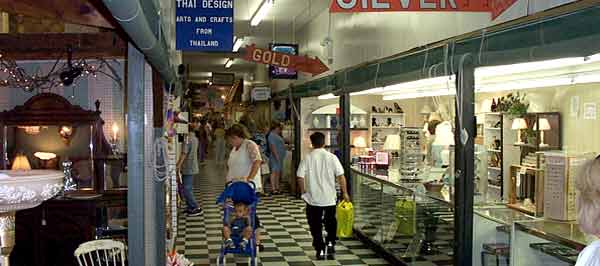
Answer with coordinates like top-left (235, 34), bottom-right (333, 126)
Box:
top-left (474, 206), bottom-right (536, 225)
top-left (351, 166), bottom-right (451, 205)
top-left (515, 220), bottom-right (589, 250)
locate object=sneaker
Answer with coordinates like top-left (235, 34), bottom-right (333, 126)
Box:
top-left (186, 208), bottom-right (203, 217)
top-left (239, 239), bottom-right (249, 251)
top-left (223, 238), bottom-right (235, 249)
top-left (326, 242), bottom-right (335, 260)
top-left (315, 249), bottom-right (325, 260)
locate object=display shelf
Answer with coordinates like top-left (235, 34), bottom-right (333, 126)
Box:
top-left (488, 149), bottom-right (502, 153)
top-left (371, 113), bottom-right (405, 116)
top-left (513, 143), bottom-right (559, 150)
top-left (372, 126), bottom-right (401, 129)
top-left (488, 184), bottom-right (501, 190)
top-left (488, 167), bottom-right (501, 171)
top-left (485, 127), bottom-right (502, 131)
top-left (506, 203), bottom-right (536, 216)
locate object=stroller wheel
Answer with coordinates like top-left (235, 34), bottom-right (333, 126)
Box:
top-left (248, 257), bottom-right (258, 266)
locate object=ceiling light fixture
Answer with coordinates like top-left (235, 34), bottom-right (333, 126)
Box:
top-left (317, 93), bottom-right (338, 100)
top-left (233, 36), bottom-right (244, 52)
top-left (250, 0), bottom-right (273, 27)
top-left (224, 58), bottom-right (234, 69)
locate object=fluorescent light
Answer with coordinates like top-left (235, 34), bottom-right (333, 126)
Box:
top-left (250, 0), bottom-right (273, 27)
top-left (350, 87), bottom-right (384, 96)
top-left (383, 76), bottom-right (455, 93)
top-left (476, 77), bottom-right (573, 93)
top-left (224, 58), bottom-right (234, 68)
top-left (383, 89), bottom-right (456, 101)
top-left (476, 58), bottom-right (584, 78)
top-left (233, 36), bottom-right (244, 52)
top-left (318, 93), bottom-right (338, 100)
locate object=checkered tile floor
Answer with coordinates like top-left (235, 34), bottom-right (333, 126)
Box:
top-left (176, 160), bottom-right (392, 266)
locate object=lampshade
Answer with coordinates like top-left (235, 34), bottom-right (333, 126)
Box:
top-left (353, 136), bottom-right (367, 148)
top-left (34, 152), bottom-right (57, 160)
top-left (534, 118), bottom-right (551, 131)
top-left (12, 154), bottom-right (31, 171)
top-left (383, 135), bottom-right (401, 151)
top-left (433, 121), bottom-right (455, 146)
top-left (511, 118), bottom-right (528, 130)
top-left (420, 105), bottom-right (432, 115)
top-left (428, 112), bottom-right (442, 122)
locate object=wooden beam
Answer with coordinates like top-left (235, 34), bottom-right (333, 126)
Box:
top-left (0, 0), bottom-right (113, 29)
top-left (0, 33), bottom-right (126, 60)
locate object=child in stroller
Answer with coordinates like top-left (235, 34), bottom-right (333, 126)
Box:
top-left (223, 202), bottom-right (253, 250)
top-left (216, 181), bottom-right (260, 266)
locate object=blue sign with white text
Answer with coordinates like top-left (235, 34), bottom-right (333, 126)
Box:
top-left (176, 0), bottom-right (233, 51)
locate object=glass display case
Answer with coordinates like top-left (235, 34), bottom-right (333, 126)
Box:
top-left (351, 167), bottom-right (454, 265)
top-left (511, 220), bottom-right (591, 266)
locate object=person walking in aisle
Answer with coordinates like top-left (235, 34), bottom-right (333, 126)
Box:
top-left (176, 122), bottom-right (203, 217)
top-left (225, 124), bottom-right (265, 250)
top-left (214, 123), bottom-right (227, 164)
top-left (297, 132), bottom-right (350, 260)
top-left (267, 122), bottom-right (287, 195)
top-left (197, 119), bottom-right (209, 164)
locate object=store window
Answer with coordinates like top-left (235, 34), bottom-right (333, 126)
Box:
top-left (348, 75), bottom-right (457, 264)
top-left (472, 21), bottom-right (600, 266)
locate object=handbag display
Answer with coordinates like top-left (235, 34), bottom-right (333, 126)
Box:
top-left (395, 199), bottom-right (416, 236)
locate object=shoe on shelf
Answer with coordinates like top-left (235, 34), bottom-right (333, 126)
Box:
top-left (186, 208), bottom-right (203, 217)
top-left (326, 242), bottom-right (335, 260)
top-left (315, 249), bottom-right (325, 260)
top-left (223, 238), bottom-right (235, 249)
top-left (239, 239), bottom-right (249, 251)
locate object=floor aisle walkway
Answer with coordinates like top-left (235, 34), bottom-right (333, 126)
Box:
top-left (176, 160), bottom-right (392, 266)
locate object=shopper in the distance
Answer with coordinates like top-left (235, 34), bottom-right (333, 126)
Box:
top-left (297, 132), bottom-right (350, 260)
top-left (575, 155), bottom-right (600, 266)
top-left (267, 122), bottom-right (287, 195)
top-left (214, 122), bottom-right (227, 164)
top-left (176, 122), bottom-right (203, 217)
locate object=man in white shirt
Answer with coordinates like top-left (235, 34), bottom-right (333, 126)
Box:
top-left (297, 132), bottom-right (350, 260)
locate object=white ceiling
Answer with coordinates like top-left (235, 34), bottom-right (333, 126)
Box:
top-left (182, 0), bottom-right (329, 82)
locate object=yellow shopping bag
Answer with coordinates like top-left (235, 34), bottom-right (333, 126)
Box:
top-left (336, 200), bottom-right (354, 238)
top-left (395, 199), bottom-right (416, 236)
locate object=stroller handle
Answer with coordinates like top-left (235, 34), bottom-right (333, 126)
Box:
top-left (225, 180), bottom-right (257, 191)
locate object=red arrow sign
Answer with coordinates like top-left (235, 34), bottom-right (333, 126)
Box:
top-left (330, 0), bottom-right (517, 19)
top-left (242, 44), bottom-right (330, 76)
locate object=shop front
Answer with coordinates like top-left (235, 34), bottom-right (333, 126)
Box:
top-left (287, 2), bottom-right (600, 265)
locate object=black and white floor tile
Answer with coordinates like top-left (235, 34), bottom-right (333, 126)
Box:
top-left (176, 160), bottom-right (392, 266)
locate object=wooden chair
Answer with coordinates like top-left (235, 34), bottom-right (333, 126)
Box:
top-left (74, 239), bottom-right (126, 266)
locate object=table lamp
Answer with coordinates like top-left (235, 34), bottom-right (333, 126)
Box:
top-left (352, 136), bottom-right (368, 155)
top-left (12, 153), bottom-right (31, 171)
top-left (534, 118), bottom-right (551, 147)
top-left (383, 135), bottom-right (401, 167)
top-left (511, 118), bottom-right (528, 145)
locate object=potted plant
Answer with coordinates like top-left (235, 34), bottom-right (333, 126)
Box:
top-left (504, 92), bottom-right (529, 118)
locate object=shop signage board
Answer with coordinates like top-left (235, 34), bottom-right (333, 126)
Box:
top-left (242, 44), bottom-right (329, 76)
top-left (252, 87), bottom-right (271, 101)
top-left (176, 0), bottom-right (234, 51)
top-left (330, 0), bottom-right (518, 19)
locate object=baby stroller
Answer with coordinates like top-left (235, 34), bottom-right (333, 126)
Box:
top-left (216, 181), bottom-right (260, 266)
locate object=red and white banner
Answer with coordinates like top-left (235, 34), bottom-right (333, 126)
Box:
top-left (330, 0), bottom-right (518, 19)
top-left (242, 44), bottom-right (329, 76)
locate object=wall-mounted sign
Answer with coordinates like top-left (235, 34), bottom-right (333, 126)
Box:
top-left (211, 72), bottom-right (235, 86)
top-left (330, 0), bottom-right (518, 19)
top-left (242, 44), bottom-right (329, 76)
top-left (251, 87), bottom-right (271, 102)
top-left (269, 43), bottom-right (299, 80)
top-left (176, 0), bottom-right (234, 51)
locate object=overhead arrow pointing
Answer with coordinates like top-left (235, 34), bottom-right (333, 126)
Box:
top-left (330, 0), bottom-right (518, 20)
top-left (242, 44), bottom-right (330, 76)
